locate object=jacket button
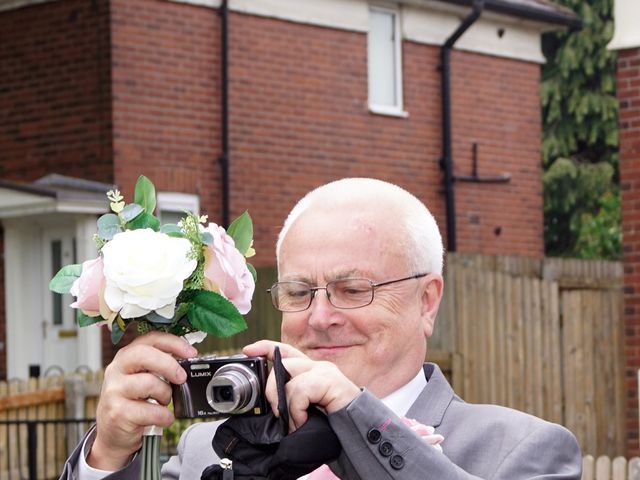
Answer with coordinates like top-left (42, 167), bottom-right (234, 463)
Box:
top-left (379, 441), bottom-right (394, 457)
top-left (390, 454), bottom-right (405, 470)
top-left (367, 428), bottom-right (382, 444)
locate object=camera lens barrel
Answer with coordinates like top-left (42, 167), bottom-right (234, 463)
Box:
top-left (206, 363), bottom-right (260, 414)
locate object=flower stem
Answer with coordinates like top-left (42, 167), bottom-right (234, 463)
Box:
top-left (140, 434), bottom-right (161, 480)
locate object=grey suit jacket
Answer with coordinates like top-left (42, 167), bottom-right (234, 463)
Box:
top-left (60, 363), bottom-right (582, 479)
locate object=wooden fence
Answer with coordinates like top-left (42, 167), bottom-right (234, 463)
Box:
top-left (582, 456), bottom-right (640, 480)
top-left (436, 254), bottom-right (625, 458)
top-left (0, 371), bottom-right (101, 478)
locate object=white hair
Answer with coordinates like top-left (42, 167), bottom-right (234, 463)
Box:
top-left (276, 178), bottom-right (444, 275)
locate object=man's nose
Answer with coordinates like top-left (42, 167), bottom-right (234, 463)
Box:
top-left (308, 288), bottom-right (343, 329)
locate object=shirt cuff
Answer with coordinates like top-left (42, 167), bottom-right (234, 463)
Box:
top-left (76, 433), bottom-right (114, 480)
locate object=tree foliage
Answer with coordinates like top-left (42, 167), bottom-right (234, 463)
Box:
top-left (541, 0), bottom-right (620, 259)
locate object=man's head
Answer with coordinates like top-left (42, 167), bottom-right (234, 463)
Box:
top-left (274, 178), bottom-right (444, 397)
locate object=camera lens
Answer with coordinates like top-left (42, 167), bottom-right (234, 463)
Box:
top-left (213, 385), bottom-right (234, 403)
top-left (206, 363), bottom-right (260, 414)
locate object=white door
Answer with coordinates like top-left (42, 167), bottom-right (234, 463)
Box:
top-left (42, 229), bottom-right (79, 375)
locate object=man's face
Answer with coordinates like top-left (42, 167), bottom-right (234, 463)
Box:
top-left (278, 204), bottom-right (442, 397)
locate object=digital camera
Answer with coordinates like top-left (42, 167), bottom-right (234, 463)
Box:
top-left (171, 354), bottom-right (269, 419)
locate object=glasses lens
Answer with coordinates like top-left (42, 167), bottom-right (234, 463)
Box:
top-left (327, 279), bottom-right (374, 309)
top-left (271, 281), bottom-right (312, 312)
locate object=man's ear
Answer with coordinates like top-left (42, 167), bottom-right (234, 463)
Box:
top-left (420, 273), bottom-right (444, 338)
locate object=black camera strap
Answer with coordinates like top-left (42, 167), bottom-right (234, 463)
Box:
top-left (202, 346), bottom-right (342, 480)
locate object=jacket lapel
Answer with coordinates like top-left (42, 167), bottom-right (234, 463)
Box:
top-left (405, 363), bottom-right (455, 427)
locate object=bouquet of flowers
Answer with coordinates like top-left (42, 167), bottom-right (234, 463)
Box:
top-left (49, 175), bottom-right (256, 479)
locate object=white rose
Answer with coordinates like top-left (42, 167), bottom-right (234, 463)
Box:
top-left (102, 229), bottom-right (197, 319)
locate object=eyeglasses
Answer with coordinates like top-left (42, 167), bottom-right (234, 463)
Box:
top-left (268, 273), bottom-right (428, 312)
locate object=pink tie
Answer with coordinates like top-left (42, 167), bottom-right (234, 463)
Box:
top-left (308, 464), bottom-right (339, 479)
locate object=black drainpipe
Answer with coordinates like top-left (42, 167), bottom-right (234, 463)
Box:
top-left (440, 0), bottom-right (484, 252)
top-left (218, 0), bottom-right (230, 227)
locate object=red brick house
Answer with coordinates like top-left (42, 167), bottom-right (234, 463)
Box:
top-left (0, 0), bottom-right (577, 380)
top-left (610, 0), bottom-right (640, 456)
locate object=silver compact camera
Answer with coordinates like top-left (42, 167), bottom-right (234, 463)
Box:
top-left (171, 354), bottom-right (269, 419)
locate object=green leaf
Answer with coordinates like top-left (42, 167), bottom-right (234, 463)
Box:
top-left (111, 319), bottom-right (126, 345)
top-left (49, 264), bottom-right (82, 294)
top-left (126, 211), bottom-right (161, 231)
top-left (187, 290), bottom-right (247, 337)
top-left (134, 175), bottom-right (157, 214)
top-left (77, 311), bottom-right (102, 327)
top-left (247, 263), bottom-right (257, 282)
top-left (227, 211), bottom-right (253, 255)
top-left (97, 213), bottom-right (122, 240)
top-left (120, 203), bottom-right (144, 223)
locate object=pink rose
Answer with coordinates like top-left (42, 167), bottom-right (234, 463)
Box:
top-left (70, 257), bottom-right (105, 316)
top-left (203, 223), bottom-right (255, 314)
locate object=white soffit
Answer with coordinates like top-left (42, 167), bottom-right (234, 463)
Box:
top-left (2, 0), bottom-right (548, 63)
top-left (403, 4), bottom-right (547, 63)
top-left (608, 0), bottom-right (640, 50)
top-left (199, 0), bottom-right (545, 63)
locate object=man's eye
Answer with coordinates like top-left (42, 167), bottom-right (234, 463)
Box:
top-left (285, 289), bottom-right (310, 298)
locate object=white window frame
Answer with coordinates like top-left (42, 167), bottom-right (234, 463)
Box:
top-left (156, 192), bottom-right (200, 224)
top-left (367, 4), bottom-right (408, 118)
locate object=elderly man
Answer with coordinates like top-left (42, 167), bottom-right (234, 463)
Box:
top-left (63, 178), bottom-right (581, 479)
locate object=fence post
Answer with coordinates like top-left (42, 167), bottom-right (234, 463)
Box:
top-left (27, 421), bottom-right (37, 480)
top-left (64, 375), bottom-right (87, 454)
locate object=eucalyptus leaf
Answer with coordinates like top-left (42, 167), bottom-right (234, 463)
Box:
top-left (134, 175), bottom-right (157, 214)
top-left (247, 263), bottom-right (257, 282)
top-left (97, 213), bottom-right (122, 240)
top-left (49, 264), bottom-right (82, 294)
top-left (120, 203), bottom-right (144, 223)
top-left (126, 211), bottom-right (161, 231)
top-left (201, 231), bottom-right (214, 246)
top-left (146, 311), bottom-right (175, 325)
top-left (111, 320), bottom-right (126, 345)
top-left (77, 311), bottom-right (101, 327)
top-left (187, 290), bottom-right (247, 337)
top-left (227, 211), bottom-right (253, 255)
top-left (161, 224), bottom-right (182, 235)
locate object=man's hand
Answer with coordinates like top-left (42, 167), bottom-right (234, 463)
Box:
top-left (243, 340), bottom-right (361, 432)
top-left (87, 331), bottom-right (198, 471)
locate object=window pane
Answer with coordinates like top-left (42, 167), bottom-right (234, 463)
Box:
top-left (368, 9), bottom-right (397, 107)
top-left (159, 210), bottom-right (186, 225)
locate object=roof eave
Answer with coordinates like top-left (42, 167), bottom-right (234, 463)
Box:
top-left (440, 0), bottom-right (581, 29)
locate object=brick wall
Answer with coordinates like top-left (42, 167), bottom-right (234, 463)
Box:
top-left (0, 0), bottom-right (113, 183)
top-left (452, 50), bottom-right (544, 257)
top-left (619, 46), bottom-right (640, 456)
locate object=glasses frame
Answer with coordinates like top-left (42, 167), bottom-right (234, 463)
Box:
top-left (267, 273), bottom-right (429, 312)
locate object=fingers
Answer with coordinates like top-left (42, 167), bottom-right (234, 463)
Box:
top-left (110, 332), bottom-right (197, 385)
top-left (263, 357), bottom-right (360, 432)
top-left (243, 340), bottom-right (308, 361)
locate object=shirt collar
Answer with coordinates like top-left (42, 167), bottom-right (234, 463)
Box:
top-left (380, 368), bottom-right (427, 417)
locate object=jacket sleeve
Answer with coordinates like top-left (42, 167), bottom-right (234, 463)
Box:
top-left (327, 390), bottom-right (581, 480)
top-left (58, 425), bottom-right (142, 480)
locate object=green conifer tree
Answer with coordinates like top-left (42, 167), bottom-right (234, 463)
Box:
top-left (541, 0), bottom-right (620, 259)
